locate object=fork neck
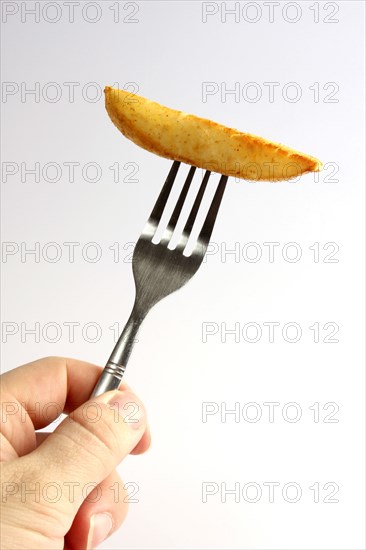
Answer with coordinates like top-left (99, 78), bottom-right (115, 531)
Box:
top-left (107, 302), bottom-right (147, 368)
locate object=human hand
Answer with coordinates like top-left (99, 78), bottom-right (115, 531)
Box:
top-left (0, 357), bottom-right (150, 549)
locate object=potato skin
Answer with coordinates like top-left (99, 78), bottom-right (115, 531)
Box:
top-left (105, 86), bottom-right (322, 181)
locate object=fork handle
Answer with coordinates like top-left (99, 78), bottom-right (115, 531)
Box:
top-left (90, 304), bottom-right (146, 397)
top-left (90, 362), bottom-right (126, 396)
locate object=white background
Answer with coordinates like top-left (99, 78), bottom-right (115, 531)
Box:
top-left (1, 1), bottom-right (365, 548)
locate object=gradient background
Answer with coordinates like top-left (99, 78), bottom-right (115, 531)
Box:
top-left (1, 1), bottom-right (365, 548)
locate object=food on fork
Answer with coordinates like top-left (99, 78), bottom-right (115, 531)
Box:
top-left (104, 86), bottom-right (322, 181)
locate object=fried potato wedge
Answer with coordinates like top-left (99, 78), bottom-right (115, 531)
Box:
top-left (105, 86), bottom-right (322, 181)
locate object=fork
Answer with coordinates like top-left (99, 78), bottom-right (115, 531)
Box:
top-left (91, 161), bottom-right (228, 397)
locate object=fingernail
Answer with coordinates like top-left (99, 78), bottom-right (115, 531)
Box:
top-left (106, 390), bottom-right (145, 430)
top-left (87, 512), bottom-right (113, 549)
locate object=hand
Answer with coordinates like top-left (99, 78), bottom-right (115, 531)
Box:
top-left (0, 357), bottom-right (150, 549)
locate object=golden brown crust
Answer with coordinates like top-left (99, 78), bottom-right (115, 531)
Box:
top-left (104, 86), bottom-right (322, 181)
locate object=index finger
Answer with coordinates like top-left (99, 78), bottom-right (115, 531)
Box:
top-left (1, 356), bottom-right (150, 456)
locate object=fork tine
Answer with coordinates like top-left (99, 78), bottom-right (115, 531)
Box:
top-left (160, 165), bottom-right (196, 245)
top-left (168, 165), bottom-right (196, 230)
top-left (198, 174), bottom-right (228, 247)
top-left (182, 170), bottom-right (211, 235)
top-left (148, 160), bottom-right (180, 225)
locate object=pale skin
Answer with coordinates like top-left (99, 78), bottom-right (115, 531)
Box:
top-left (0, 357), bottom-right (151, 549)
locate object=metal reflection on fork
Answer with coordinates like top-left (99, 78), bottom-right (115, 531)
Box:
top-left (91, 161), bottom-right (228, 397)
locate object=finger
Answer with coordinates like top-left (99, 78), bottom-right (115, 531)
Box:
top-left (131, 423), bottom-right (151, 454)
top-left (36, 429), bottom-right (151, 454)
top-left (0, 357), bottom-right (102, 457)
top-left (1, 357), bottom-right (150, 458)
top-left (17, 387), bottom-right (147, 529)
top-left (2, 357), bottom-right (110, 426)
top-left (65, 470), bottom-right (128, 550)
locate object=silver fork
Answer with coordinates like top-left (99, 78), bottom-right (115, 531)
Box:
top-left (91, 161), bottom-right (228, 397)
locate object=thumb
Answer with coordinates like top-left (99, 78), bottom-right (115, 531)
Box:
top-left (22, 389), bottom-right (146, 522)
